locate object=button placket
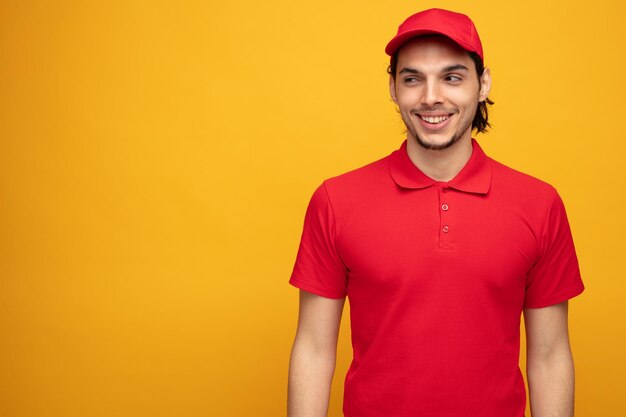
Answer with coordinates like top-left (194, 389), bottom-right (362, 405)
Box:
top-left (438, 187), bottom-right (455, 250)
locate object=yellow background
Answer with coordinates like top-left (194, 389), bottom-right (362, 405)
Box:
top-left (1, 1), bottom-right (624, 416)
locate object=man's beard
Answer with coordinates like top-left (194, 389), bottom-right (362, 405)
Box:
top-left (400, 111), bottom-right (472, 151)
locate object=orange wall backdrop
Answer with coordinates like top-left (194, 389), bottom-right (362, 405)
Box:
top-left (1, 1), bottom-right (624, 416)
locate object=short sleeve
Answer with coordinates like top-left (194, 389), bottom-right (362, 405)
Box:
top-left (524, 191), bottom-right (585, 308)
top-left (289, 182), bottom-right (348, 299)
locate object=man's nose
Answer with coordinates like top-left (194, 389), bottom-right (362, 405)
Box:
top-left (422, 80), bottom-right (443, 106)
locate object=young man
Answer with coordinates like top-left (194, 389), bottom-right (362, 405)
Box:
top-left (288, 8), bottom-right (584, 417)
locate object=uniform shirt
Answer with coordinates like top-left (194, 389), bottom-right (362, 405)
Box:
top-left (290, 139), bottom-right (584, 417)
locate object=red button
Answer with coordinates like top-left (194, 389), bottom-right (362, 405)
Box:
top-left (442, 225), bottom-right (449, 233)
top-left (442, 204), bottom-right (449, 211)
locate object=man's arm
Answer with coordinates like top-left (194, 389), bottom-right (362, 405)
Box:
top-left (524, 300), bottom-right (575, 417)
top-left (288, 290), bottom-right (345, 417)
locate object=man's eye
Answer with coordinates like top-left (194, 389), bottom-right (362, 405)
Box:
top-left (404, 77), bottom-right (418, 83)
top-left (445, 75), bottom-right (462, 82)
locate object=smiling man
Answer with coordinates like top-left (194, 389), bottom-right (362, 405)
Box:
top-left (288, 9), bottom-right (584, 417)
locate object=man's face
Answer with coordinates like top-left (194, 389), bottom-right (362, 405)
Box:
top-left (389, 36), bottom-right (491, 151)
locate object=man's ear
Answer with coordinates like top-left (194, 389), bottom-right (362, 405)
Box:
top-left (479, 67), bottom-right (492, 102)
top-left (389, 76), bottom-right (398, 105)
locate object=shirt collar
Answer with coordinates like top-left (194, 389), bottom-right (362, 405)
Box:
top-left (388, 138), bottom-right (492, 194)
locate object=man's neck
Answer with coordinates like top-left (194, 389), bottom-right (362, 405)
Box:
top-left (405, 136), bottom-right (473, 182)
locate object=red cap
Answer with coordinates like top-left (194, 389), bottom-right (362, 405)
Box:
top-left (385, 8), bottom-right (484, 62)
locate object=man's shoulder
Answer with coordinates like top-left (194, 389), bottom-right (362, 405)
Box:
top-left (488, 156), bottom-right (561, 202)
top-left (323, 152), bottom-right (393, 192)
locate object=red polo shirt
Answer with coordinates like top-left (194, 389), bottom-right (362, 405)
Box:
top-left (290, 139), bottom-right (584, 417)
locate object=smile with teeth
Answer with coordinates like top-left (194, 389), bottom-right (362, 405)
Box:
top-left (420, 115), bottom-right (451, 124)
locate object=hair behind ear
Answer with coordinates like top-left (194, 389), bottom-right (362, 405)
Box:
top-left (468, 52), bottom-right (494, 133)
top-left (389, 75), bottom-right (398, 104)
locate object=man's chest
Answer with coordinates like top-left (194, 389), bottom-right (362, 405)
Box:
top-left (336, 187), bottom-right (539, 303)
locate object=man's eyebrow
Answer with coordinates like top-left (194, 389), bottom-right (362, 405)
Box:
top-left (398, 67), bottom-right (420, 75)
top-left (398, 64), bottom-right (470, 75)
top-left (443, 64), bottom-right (469, 72)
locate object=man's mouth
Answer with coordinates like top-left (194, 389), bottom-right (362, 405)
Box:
top-left (420, 114), bottom-right (451, 124)
top-left (412, 111), bottom-right (454, 131)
